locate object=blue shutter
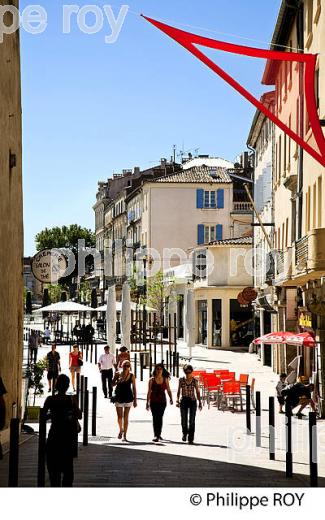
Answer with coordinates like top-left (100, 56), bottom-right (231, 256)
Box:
top-left (196, 189), bottom-right (204, 208)
top-left (216, 224), bottom-right (223, 241)
top-left (197, 224), bottom-right (205, 245)
top-left (217, 189), bottom-right (224, 208)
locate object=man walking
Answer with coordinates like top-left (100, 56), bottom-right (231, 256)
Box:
top-left (46, 344), bottom-right (61, 393)
top-left (98, 346), bottom-right (115, 399)
top-left (28, 330), bottom-right (38, 364)
top-left (44, 326), bottom-right (51, 344)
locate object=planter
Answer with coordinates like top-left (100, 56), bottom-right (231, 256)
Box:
top-left (25, 406), bottom-right (41, 423)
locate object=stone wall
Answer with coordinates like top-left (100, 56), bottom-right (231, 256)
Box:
top-left (0, 1), bottom-right (23, 445)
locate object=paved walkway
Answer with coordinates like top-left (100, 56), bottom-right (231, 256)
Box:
top-left (1, 340), bottom-right (324, 487)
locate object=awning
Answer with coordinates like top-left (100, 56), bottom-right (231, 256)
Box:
top-left (254, 331), bottom-right (316, 347)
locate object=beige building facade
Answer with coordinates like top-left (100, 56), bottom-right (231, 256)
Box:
top-left (0, 2), bottom-right (23, 445)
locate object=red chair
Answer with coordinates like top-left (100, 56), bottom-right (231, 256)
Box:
top-left (202, 374), bottom-right (221, 408)
top-left (221, 381), bottom-right (243, 411)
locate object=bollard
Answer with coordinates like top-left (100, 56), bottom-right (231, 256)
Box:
top-left (80, 375), bottom-right (84, 412)
top-left (166, 350), bottom-right (169, 372)
top-left (149, 350), bottom-right (152, 375)
top-left (140, 353), bottom-right (144, 382)
top-left (83, 390), bottom-right (89, 446)
top-left (95, 343), bottom-right (98, 364)
top-left (90, 344), bottom-right (93, 363)
top-left (176, 353), bottom-right (180, 378)
top-left (37, 409), bottom-right (47, 487)
top-left (246, 385), bottom-right (251, 433)
top-left (76, 372), bottom-right (80, 407)
top-left (285, 401), bottom-right (293, 478)
top-left (8, 418), bottom-right (20, 487)
top-left (86, 344), bottom-right (89, 362)
top-left (92, 387), bottom-right (97, 437)
top-left (134, 353), bottom-right (137, 379)
top-left (309, 411), bottom-right (318, 487)
top-left (269, 396), bottom-right (275, 460)
top-left (255, 391), bottom-right (261, 448)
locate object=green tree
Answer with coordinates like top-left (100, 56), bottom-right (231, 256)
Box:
top-left (46, 283), bottom-right (68, 303)
top-left (35, 225), bottom-right (96, 295)
top-left (145, 270), bottom-right (178, 326)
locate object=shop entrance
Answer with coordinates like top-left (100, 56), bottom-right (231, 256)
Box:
top-left (230, 299), bottom-right (254, 347)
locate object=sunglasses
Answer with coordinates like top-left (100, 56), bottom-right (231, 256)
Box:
top-left (123, 364), bottom-right (131, 368)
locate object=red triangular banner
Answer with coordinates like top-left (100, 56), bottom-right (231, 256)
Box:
top-left (143, 15), bottom-right (325, 168)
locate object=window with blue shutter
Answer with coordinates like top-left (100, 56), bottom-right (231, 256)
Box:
top-left (216, 224), bottom-right (223, 241)
top-left (196, 189), bottom-right (204, 208)
top-left (197, 224), bottom-right (205, 245)
top-left (217, 188), bottom-right (224, 208)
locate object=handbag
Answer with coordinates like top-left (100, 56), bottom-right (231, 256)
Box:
top-left (77, 352), bottom-right (83, 367)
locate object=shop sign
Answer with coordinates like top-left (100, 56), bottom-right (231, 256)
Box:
top-left (298, 310), bottom-right (313, 330)
top-left (31, 249), bottom-right (67, 283)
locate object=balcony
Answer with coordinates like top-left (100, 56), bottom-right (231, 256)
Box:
top-left (292, 229), bottom-right (325, 283)
top-left (232, 201), bottom-right (253, 213)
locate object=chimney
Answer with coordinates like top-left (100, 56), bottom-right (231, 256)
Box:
top-left (160, 158), bottom-right (167, 166)
top-left (133, 166), bottom-right (140, 175)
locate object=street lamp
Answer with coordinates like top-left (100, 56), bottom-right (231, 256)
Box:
top-left (142, 250), bottom-right (147, 350)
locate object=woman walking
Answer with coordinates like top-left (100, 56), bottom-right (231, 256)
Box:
top-left (116, 346), bottom-right (130, 369)
top-left (69, 344), bottom-right (83, 391)
top-left (112, 360), bottom-right (137, 441)
top-left (146, 364), bottom-right (173, 442)
top-left (44, 374), bottom-right (82, 487)
top-left (176, 364), bottom-right (202, 444)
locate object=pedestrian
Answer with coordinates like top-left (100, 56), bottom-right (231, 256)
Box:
top-left (146, 364), bottom-right (173, 442)
top-left (112, 360), bottom-right (137, 441)
top-left (69, 344), bottom-right (83, 391)
top-left (282, 381), bottom-right (317, 418)
top-left (44, 326), bottom-right (51, 344)
top-left (98, 345), bottom-right (116, 399)
top-left (44, 374), bottom-right (82, 487)
top-left (28, 330), bottom-right (38, 364)
top-left (176, 364), bottom-right (202, 444)
top-left (85, 323), bottom-right (95, 345)
top-left (0, 375), bottom-right (7, 460)
top-left (276, 372), bottom-right (287, 413)
top-left (116, 346), bottom-right (130, 369)
top-left (46, 344), bottom-right (61, 393)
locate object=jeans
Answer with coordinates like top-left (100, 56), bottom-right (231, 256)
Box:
top-left (29, 347), bottom-right (37, 364)
top-left (150, 402), bottom-right (166, 438)
top-left (180, 398), bottom-right (197, 442)
top-left (101, 369), bottom-right (113, 397)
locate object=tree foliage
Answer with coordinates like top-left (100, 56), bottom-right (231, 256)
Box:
top-left (145, 270), bottom-right (178, 325)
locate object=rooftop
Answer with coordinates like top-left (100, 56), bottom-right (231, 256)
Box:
top-left (208, 236), bottom-right (253, 246)
top-left (153, 166), bottom-right (232, 184)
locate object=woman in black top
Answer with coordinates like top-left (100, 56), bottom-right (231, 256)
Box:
top-left (176, 364), bottom-right (202, 444)
top-left (112, 360), bottom-right (137, 441)
top-left (44, 374), bottom-right (82, 487)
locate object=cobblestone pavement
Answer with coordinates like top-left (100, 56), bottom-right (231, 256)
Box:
top-left (1, 339), bottom-right (324, 487)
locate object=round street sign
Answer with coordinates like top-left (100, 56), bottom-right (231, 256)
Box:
top-left (31, 249), bottom-right (68, 283)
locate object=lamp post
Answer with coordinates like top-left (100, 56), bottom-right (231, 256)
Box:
top-left (142, 251), bottom-right (147, 350)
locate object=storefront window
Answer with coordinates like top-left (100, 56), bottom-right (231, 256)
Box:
top-left (229, 299), bottom-right (254, 347)
top-left (212, 299), bottom-right (222, 346)
top-left (198, 300), bottom-right (207, 345)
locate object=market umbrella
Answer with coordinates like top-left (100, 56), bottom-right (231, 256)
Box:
top-left (106, 286), bottom-right (116, 348)
top-left (33, 301), bottom-right (91, 313)
top-left (253, 331), bottom-right (293, 344)
top-left (286, 332), bottom-right (316, 347)
top-left (121, 282), bottom-right (131, 350)
top-left (185, 288), bottom-right (195, 358)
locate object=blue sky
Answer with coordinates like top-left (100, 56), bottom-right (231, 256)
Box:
top-left (21, 0), bottom-right (281, 255)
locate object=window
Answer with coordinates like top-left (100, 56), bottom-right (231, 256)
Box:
top-left (283, 134), bottom-right (287, 174)
top-left (307, 0), bottom-right (313, 35)
top-left (204, 225), bottom-right (215, 243)
top-left (278, 135), bottom-right (282, 179)
top-left (318, 176), bottom-right (322, 227)
top-left (288, 115), bottom-right (291, 167)
top-left (285, 218), bottom-right (289, 248)
top-left (204, 190), bottom-right (216, 208)
top-left (306, 187), bottom-right (311, 233)
top-left (313, 182), bottom-right (317, 229)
